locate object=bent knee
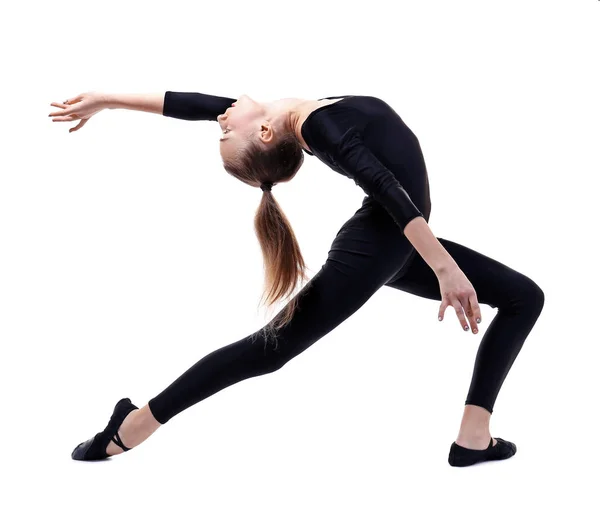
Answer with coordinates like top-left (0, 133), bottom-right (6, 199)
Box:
top-left (513, 277), bottom-right (545, 316)
top-left (527, 279), bottom-right (544, 313)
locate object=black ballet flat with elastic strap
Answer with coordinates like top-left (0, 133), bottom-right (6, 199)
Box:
top-left (448, 437), bottom-right (517, 467)
top-left (71, 397), bottom-right (139, 461)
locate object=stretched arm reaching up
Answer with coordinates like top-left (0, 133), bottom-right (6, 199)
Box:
top-left (49, 90), bottom-right (236, 132)
top-left (104, 91), bottom-right (236, 120)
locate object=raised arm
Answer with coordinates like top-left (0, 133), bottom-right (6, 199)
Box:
top-left (50, 91), bottom-right (237, 133)
top-left (162, 91), bottom-right (237, 120)
top-left (105, 91), bottom-right (237, 120)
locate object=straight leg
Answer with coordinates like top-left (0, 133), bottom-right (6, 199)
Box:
top-left (147, 200), bottom-right (415, 424)
top-left (106, 199), bottom-right (416, 455)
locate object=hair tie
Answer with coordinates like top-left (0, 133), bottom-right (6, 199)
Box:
top-left (260, 182), bottom-right (273, 192)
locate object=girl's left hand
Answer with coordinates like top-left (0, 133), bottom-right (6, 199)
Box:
top-left (49, 91), bottom-right (107, 133)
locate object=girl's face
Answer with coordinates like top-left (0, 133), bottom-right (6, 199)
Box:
top-left (217, 94), bottom-right (264, 163)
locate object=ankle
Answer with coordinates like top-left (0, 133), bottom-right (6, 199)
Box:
top-left (136, 405), bottom-right (162, 434)
top-left (456, 431), bottom-right (491, 446)
top-left (457, 429), bottom-right (491, 441)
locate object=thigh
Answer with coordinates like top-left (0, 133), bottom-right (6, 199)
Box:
top-left (252, 198), bottom-right (416, 365)
top-left (386, 236), bottom-right (541, 309)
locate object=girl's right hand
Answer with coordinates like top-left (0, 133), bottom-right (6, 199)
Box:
top-left (48, 91), bottom-right (108, 133)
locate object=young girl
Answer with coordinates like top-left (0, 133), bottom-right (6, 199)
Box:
top-left (50, 90), bottom-right (544, 467)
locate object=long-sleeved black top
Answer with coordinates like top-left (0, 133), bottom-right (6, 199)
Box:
top-left (162, 91), bottom-right (431, 230)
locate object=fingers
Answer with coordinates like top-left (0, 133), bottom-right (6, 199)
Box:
top-left (466, 293), bottom-right (482, 334)
top-left (49, 103), bottom-right (71, 117)
top-left (49, 102), bottom-right (68, 111)
top-left (438, 292), bottom-right (482, 334)
top-left (69, 119), bottom-right (88, 132)
top-left (49, 103), bottom-right (79, 122)
top-left (438, 300), bottom-right (447, 322)
top-left (50, 114), bottom-right (77, 122)
top-left (49, 99), bottom-right (87, 132)
top-left (64, 95), bottom-right (83, 105)
top-left (438, 297), bottom-right (466, 328)
top-left (452, 298), bottom-right (470, 331)
top-left (49, 97), bottom-right (82, 117)
top-left (49, 106), bottom-right (75, 119)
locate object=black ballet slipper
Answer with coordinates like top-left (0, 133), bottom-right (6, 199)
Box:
top-left (448, 437), bottom-right (517, 467)
top-left (71, 397), bottom-right (139, 461)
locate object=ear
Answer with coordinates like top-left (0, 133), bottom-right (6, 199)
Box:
top-left (260, 123), bottom-right (275, 143)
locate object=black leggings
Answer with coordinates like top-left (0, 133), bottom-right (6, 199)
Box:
top-left (147, 197), bottom-right (545, 424)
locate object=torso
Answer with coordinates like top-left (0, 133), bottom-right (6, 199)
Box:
top-left (295, 94), bottom-right (432, 222)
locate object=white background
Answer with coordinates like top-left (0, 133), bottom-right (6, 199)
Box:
top-left (1, 0), bottom-right (599, 507)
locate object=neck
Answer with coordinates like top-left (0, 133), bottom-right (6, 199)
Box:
top-left (263, 97), bottom-right (319, 152)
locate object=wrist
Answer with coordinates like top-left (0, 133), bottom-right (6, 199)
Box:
top-left (102, 93), bottom-right (116, 109)
top-left (434, 261), bottom-right (459, 278)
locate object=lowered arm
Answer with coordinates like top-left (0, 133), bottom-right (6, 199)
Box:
top-left (335, 127), bottom-right (457, 275)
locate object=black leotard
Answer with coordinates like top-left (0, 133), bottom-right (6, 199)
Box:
top-left (149, 91), bottom-right (544, 426)
top-left (162, 92), bottom-right (431, 232)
